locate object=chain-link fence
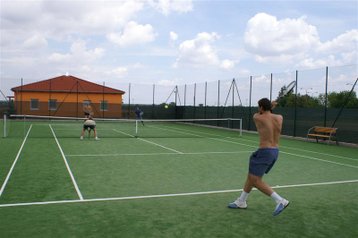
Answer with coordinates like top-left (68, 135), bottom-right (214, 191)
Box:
top-left (1, 65), bottom-right (357, 143)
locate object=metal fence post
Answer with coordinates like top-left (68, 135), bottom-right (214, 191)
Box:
top-left (324, 66), bottom-right (328, 127)
top-left (293, 70), bottom-right (298, 137)
top-left (270, 73), bottom-right (273, 101)
top-left (248, 76), bottom-right (252, 131)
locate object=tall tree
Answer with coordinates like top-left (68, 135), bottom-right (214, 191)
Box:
top-left (327, 91), bottom-right (358, 108)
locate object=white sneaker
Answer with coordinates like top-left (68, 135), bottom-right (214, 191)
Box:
top-left (228, 200), bottom-right (247, 209)
top-left (273, 199), bottom-right (290, 216)
top-left (80, 136), bottom-right (83, 140)
top-left (95, 137), bottom-right (99, 140)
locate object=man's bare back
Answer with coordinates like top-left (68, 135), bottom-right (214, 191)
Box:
top-left (253, 110), bottom-right (283, 148)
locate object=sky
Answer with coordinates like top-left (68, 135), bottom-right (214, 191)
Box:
top-left (0, 0), bottom-right (357, 104)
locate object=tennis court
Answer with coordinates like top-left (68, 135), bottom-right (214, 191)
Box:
top-left (0, 118), bottom-right (357, 238)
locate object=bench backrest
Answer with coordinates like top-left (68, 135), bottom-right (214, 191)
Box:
top-left (313, 127), bottom-right (337, 134)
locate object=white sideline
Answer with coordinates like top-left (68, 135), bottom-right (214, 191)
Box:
top-left (113, 129), bottom-right (183, 154)
top-left (49, 125), bottom-right (84, 200)
top-left (66, 151), bottom-right (253, 157)
top-left (212, 137), bottom-right (358, 169)
top-left (165, 123), bottom-right (357, 161)
top-left (0, 179), bottom-right (357, 208)
top-left (0, 125), bottom-right (32, 197)
top-left (237, 137), bottom-right (357, 161)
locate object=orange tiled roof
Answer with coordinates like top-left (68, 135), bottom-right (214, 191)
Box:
top-left (11, 75), bottom-right (125, 94)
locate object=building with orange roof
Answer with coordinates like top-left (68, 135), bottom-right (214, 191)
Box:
top-left (11, 75), bottom-right (125, 118)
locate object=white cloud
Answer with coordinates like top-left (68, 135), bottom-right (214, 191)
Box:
top-left (1, 1), bottom-right (145, 39)
top-left (170, 31), bottom-right (178, 41)
top-left (296, 30), bottom-right (358, 68)
top-left (174, 32), bottom-right (235, 70)
top-left (147, 0), bottom-right (193, 15)
top-left (298, 58), bottom-right (326, 69)
top-left (48, 52), bottom-right (70, 62)
top-left (157, 79), bottom-right (176, 86)
top-left (244, 13), bottom-right (320, 62)
top-left (23, 34), bottom-right (48, 49)
top-left (108, 67), bottom-right (128, 78)
top-left (48, 40), bottom-right (104, 63)
top-left (174, 32), bottom-right (220, 67)
top-left (318, 30), bottom-right (358, 53)
top-left (220, 59), bottom-right (235, 69)
top-left (107, 21), bottom-right (156, 47)
top-left (42, 0), bottom-right (145, 36)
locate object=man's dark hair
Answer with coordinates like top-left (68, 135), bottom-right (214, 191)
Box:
top-left (258, 98), bottom-right (272, 111)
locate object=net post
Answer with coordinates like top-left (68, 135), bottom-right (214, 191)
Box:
top-left (23, 114), bottom-right (26, 138)
top-left (3, 114), bottom-right (6, 138)
top-left (135, 119), bottom-right (138, 137)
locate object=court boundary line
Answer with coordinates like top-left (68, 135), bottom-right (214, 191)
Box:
top-left (156, 125), bottom-right (358, 169)
top-left (66, 151), bottom-right (253, 157)
top-left (0, 179), bottom-right (357, 208)
top-left (113, 129), bottom-right (183, 154)
top-left (280, 151), bottom-right (358, 169)
top-left (172, 125), bottom-right (357, 161)
top-left (212, 137), bottom-right (358, 169)
top-left (0, 125), bottom-right (32, 197)
top-left (49, 125), bottom-right (84, 200)
top-left (237, 137), bottom-right (357, 161)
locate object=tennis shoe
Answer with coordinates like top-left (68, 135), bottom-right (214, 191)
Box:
top-left (273, 199), bottom-right (290, 216)
top-left (228, 200), bottom-right (247, 209)
top-left (95, 137), bottom-right (99, 140)
top-left (80, 136), bottom-right (83, 140)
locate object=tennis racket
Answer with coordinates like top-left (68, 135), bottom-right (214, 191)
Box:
top-left (273, 80), bottom-right (296, 109)
top-left (279, 80), bottom-right (296, 99)
top-left (277, 81), bottom-right (296, 102)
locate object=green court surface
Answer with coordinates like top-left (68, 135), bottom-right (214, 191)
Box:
top-left (0, 120), bottom-right (357, 238)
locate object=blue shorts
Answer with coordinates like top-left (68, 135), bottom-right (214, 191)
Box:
top-left (249, 148), bottom-right (279, 177)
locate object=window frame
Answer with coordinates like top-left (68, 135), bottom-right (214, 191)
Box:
top-left (100, 100), bottom-right (108, 111)
top-left (48, 99), bottom-right (57, 110)
top-left (30, 99), bottom-right (39, 110)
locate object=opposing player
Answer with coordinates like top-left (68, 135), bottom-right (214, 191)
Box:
top-left (135, 106), bottom-right (144, 126)
top-left (80, 116), bottom-right (99, 140)
top-left (228, 98), bottom-right (289, 216)
top-left (83, 103), bottom-right (93, 118)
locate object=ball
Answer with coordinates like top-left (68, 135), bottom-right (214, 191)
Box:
top-left (164, 104), bottom-right (169, 109)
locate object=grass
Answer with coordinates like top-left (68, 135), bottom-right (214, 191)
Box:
top-left (0, 120), bottom-right (357, 237)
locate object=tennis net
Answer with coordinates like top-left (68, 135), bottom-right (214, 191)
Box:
top-left (4, 114), bottom-right (243, 139)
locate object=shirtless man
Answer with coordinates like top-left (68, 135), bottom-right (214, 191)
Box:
top-left (80, 116), bottom-right (99, 140)
top-left (228, 98), bottom-right (289, 216)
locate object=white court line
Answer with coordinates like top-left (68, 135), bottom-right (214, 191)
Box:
top-left (160, 125), bottom-right (358, 169)
top-left (66, 151), bottom-right (253, 157)
top-left (280, 151), bottom-right (358, 169)
top-left (0, 179), bottom-right (357, 208)
top-left (137, 138), bottom-right (183, 154)
top-left (149, 124), bottom-right (204, 138)
top-left (0, 125), bottom-right (32, 197)
top-left (162, 123), bottom-right (357, 161)
top-left (112, 128), bottom-right (134, 138)
top-left (49, 125), bottom-right (84, 200)
top-left (113, 129), bottom-right (183, 154)
top-left (211, 137), bottom-right (358, 169)
top-left (236, 137), bottom-right (358, 162)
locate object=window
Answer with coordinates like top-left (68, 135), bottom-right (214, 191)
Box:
top-left (100, 100), bottom-right (108, 111)
top-left (48, 99), bottom-right (57, 110)
top-left (30, 99), bottom-right (39, 110)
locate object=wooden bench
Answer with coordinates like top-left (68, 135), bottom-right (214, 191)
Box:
top-left (307, 126), bottom-right (338, 144)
